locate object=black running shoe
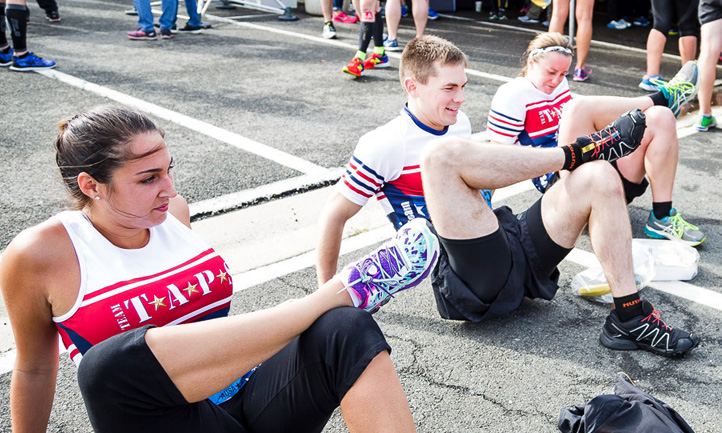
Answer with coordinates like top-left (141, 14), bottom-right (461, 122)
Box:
top-left (575, 108), bottom-right (646, 164)
top-left (178, 24), bottom-right (202, 34)
top-left (45, 10), bottom-right (61, 22)
top-left (600, 300), bottom-right (700, 357)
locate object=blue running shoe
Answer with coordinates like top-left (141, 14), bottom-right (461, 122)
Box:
top-left (9, 52), bottom-right (56, 71)
top-left (339, 218), bottom-right (439, 313)
top-left (428, 7), bottom-right (439, 20)
top-left (633, 16), bottom-right (650, 26)
top-left (384, 38), bottom-right (401, 52)
top-left (401, 4), bottom-right (409, 16)
top-left (0, 48), bottom-right (13, 67)
top-left (657, 61), bottom-right (699, 118)
top-left (638, 74), bottom-right (661, 92)
top-left (644, 208), bottom-right (706, 246)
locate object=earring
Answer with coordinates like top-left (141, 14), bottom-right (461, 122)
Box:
top-left (94, 196), bottom-right (100, 201)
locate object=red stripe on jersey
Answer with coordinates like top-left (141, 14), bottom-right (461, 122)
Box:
top-left (488, 126), bottom-right (518, 138)
top-left (56, 252), bottom-right (233, 361)
top-left (343, 178), bottom-right (372, 198)
top-left (390, 171), bottom-right (424, 196)
top-left (524, 94), bottom-right (571, 136)
top-left (83, 248), bottom-right (217, 302)
top-left (354, 169), bottom-right (381, 188)
top-left (489, 114), bottom-right (524, 128)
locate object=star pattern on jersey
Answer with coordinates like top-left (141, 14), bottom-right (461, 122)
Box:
top-left (184, 282), bottom-right (199, 296)
top-left (148, 295), bottom-right (167, 311)
top-left (217, 269), bottom-right (228, 283)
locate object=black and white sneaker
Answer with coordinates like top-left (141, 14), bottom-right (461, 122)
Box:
top-left (178, 24), bottom-right (202, 34)
top-left (575, 108), bottom-right (647, 164)
top-left (600, 300), bottom-right (700, 357)
top-left (45, 10), bottom-right (61, 22)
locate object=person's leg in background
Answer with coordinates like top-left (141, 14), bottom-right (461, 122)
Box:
top-left (384, 0), bottom-right (402, 50)
top-left (411, 0), bottom-right (429, 36)
top-left (695, 1), bottom-right (722, 131)
top-left (1, 0), bottom-right (56, 70)
top-left (322, 0), bottom-right (338, 39)
top-left (35, 0), bottom-right (60, 22)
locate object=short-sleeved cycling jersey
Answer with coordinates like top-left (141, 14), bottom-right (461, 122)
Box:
top-left (338, 106), bottom-right (490, 229)
top-left (487, 76), bottom-right (571, 192)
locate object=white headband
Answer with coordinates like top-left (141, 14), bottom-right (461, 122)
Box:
top-left (529, 46), bottom-right (573, 57)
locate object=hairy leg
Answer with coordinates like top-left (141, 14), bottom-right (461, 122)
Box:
top-left (541, 162), bottom-right (637, 297)
top-left (421, 137), bottom-right (564, 240)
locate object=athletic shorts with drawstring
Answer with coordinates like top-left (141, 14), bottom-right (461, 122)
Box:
top-left (77, 307), bottom-right (390, 433)
top-left (431, 197), bottom-right (572, 322)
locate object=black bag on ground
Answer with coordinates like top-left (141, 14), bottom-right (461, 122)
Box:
top-left (558, 372), bottom-right (695, 433)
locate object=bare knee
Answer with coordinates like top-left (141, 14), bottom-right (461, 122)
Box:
top-left (421, 136), bottom-right (468, 177)
top-left (568, 161), bottom-right (625, 199)
top-left (644, 105), bottom-right (676, 131)
top-left (561, 97), bottom-right (591, 120)
top-left (642, 106), bottom-right (678, 151)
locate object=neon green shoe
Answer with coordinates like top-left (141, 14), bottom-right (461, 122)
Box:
top-left (657, 61), bottom-right (699, 117)
top-left (644, 209), bottom-right (706, 246)
top-left (695, 114), bottom-right (717, 132)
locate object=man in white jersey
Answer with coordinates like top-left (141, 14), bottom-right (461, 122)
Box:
top-left (318, 35), bottom-right (700, 358)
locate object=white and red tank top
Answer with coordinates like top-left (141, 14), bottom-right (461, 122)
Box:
top-left (487, 76), bottom-right (572, 192)
top-left (53, 211), bottom-right (233, 367)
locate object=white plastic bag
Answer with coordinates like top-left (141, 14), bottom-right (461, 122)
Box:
top-left (632, 239), bottom-right (699, 281)
top-left (571, 241), bottom-right (656, 304)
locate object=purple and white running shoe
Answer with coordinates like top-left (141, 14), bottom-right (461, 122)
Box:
top-left (339, 218), bottom-right (439, 313)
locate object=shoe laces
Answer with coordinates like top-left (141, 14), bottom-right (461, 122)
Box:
top-left (586, 126), bottom-right (620, 157)
top-left (665, 212), bottom-right (700, 235)
top-left (641, 309), bottom-right (672, 331)
top-left (661, 78), bottom-right (696, 99)
top-left (339, 239), bottom-right (411, 301)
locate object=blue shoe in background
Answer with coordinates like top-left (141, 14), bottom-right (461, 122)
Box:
top-left (0, 47), bottom-right (14, 67)
top-left (9, 52), bottom-right (56, 71)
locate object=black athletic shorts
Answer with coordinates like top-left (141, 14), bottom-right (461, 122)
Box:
top-left (431, 198), bottom-right (572, 322)
top-left (699, 0), bottom-right (722, 24)
top-left (651, 0), bottom-right (700, 36)
top-left (610, 160), bottom-right (650, 204)
top-left (78, 307), bottom-right (390, 433)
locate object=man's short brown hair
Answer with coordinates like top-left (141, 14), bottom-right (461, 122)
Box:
top-left (399, 35), bottom-right (468, 87)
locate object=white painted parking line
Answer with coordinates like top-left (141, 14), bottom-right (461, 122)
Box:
top-left (189, 169), bottom-right (344, 216)
top-left (35, 69), bottom-right (329, 176)
top-left (565, 248), bottom-right (722, 312)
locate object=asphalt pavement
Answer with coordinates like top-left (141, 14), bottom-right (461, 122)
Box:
top-left (0, 1), bottom-right (721, 432)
